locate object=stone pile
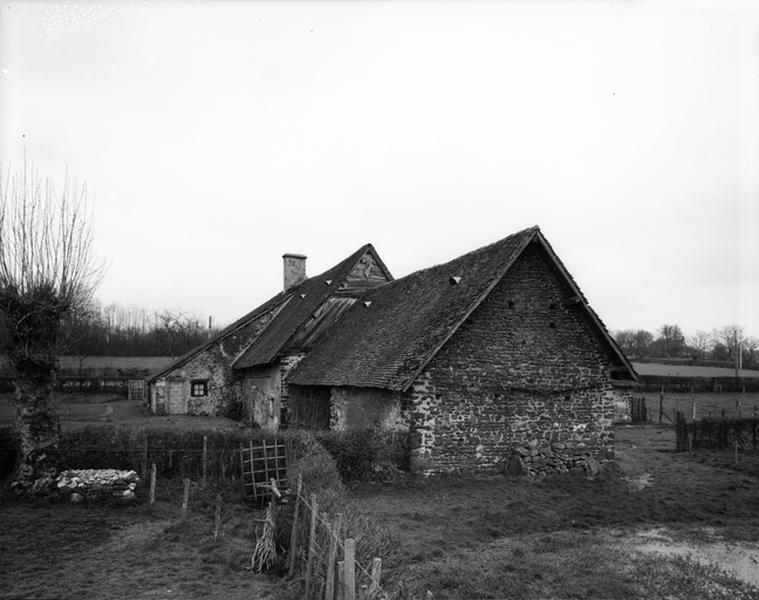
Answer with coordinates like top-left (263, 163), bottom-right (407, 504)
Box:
top-left (56, 469), bottom-right (139, 502)
top-left (512, 440), bottom-right (602, 477)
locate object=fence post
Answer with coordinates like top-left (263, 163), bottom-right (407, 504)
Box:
top-left (344, 538), bottom-right (356, 600)
top-left (142, 433), bottom-right (148, 478)
top-left (181, 478), bottom-right (190, 519)
top-left (659, 387), bottom-right (664, 424)
top-left (305, 494), bottom-right (319, 599)
top-left (289, 474), bottom-right (303, 575)
top-left (691, 401), bottom-right (696, 421)
top-left (337, 560), bottom-right (345, 600)
top-left (325, 513), bottom-right (342, 600)
top-left (368, 557), bottom-right (382, 598)
top-left (202, 435), bottom-right (208, 483)
top-left (214, 494), bottom-right (222, 542)
top-left (149, 462), bottom-right (156, 505)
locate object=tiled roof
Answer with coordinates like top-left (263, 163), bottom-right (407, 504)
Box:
top-left (148, 244), bottom-right (386, 381)
top-left (288, 227), bottom-right (637, 391)
top-left (232, 245), bottom-right (385, 369)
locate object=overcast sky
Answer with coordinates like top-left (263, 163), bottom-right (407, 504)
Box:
top-left (1, 0), bottom-right (757, 338)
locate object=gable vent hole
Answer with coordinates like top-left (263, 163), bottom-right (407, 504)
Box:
top-left (449, 276), bottom-right (462, 286)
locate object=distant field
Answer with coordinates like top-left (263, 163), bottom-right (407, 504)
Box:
top-left (633, 362), bottom-right (759, 379)
top-left (0, 355), bottom-right (174, 374)
top-left (640, 391), bottom-right (759, 423)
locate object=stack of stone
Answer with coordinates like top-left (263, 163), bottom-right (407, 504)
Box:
top-left (56, 469), bottom-right (139, 502)
top-left (513, 440), bottom-right (602, 477)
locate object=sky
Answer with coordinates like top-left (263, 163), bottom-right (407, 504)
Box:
top-left (1, 0), bottom-right (758, 339)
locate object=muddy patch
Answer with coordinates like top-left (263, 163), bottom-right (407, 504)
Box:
top-left (621, 527), bottom-right (759, 588)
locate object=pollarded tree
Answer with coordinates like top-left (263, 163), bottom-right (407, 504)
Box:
top-left (0, 161), bottom-right (103, 494)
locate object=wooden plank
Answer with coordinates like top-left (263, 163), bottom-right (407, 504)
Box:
top-left (214, 494), bottom-right (222, 542)
top-left (181, 478), bottom-right (190, 519)
top-left (368, 557), bottom-right (381, 597)
top-left (336, 560), bottom-right (345, 600)
top-left (149, 463), bottom-right (156, 505)
top-left (288, 473), bottom-right (303, 575)
top-left (324, 513), bottom-right (342, 600)
top-left (262, 439), bottom-right (269, 495)
top-left (305, 493), bottom-right (318, 599)
top-left (344, 538), bottom-right (356, 600)
top-left (202, 435), bottom-right (208, 483)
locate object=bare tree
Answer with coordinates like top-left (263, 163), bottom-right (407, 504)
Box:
top-left (687, 329), bottom-right (713, 359)
top-left (655, 324), bottom-right (685, 358)
top-left (0, 160), bottom-right (103, 494)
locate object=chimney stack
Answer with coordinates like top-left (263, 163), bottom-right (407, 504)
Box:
top-left (283, 253), bottom-right (307, 291)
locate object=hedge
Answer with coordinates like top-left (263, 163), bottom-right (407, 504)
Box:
top-left (0, 426), bottom-right (412, 484)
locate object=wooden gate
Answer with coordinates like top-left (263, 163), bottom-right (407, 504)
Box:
top-left (630, 397), bottom-right (647, 422)
top-left (240, 438), bottom-right (292, 506)
top-left (128, 379), bottom-right (146, 403)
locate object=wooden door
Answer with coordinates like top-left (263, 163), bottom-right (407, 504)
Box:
top-left (167, 380), bottom-right (186, 414)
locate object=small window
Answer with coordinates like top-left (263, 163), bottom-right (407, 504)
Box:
top-left (191, 380), bottom-right (208, 397)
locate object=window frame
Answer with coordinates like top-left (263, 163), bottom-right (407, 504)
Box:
top-left (190, 379), bottom-right (208, 397)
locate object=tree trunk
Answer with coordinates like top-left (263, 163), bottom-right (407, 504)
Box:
top-left (12, 376), bottom-right (61, 494)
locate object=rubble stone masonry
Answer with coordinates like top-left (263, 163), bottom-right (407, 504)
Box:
top-left (406, 244), bottom-right (615, 475)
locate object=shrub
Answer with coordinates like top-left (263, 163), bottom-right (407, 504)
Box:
top-left (313, 429), bottom-right (410, 482)
top-left (277, 433), bottom-right (403, 596)
top-left (57, 425), bottom-right (292, 484)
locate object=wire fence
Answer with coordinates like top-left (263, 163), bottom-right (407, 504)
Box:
top-left (284, 478), bottom-right (387, 600)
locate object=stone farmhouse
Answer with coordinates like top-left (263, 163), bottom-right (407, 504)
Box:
top-left (148, 226), bottom-right (637, 474)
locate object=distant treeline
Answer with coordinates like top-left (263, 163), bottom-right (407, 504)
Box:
top-left (0, 300), bottom-right (222, 360)
top-left (612, 324), bottom-right (759, 370)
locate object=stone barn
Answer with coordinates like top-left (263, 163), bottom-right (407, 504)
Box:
top-left (286, 226), bottom-right (637, 474)
top-left (146, 244), bottom-right (393, 428)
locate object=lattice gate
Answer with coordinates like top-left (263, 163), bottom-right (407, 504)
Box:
top-left (240, 438), bottom-right (292, 507)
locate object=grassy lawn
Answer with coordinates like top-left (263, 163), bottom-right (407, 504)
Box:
top-left (0, 479), bottom-right (277, 600)
top-left (0, 393), bottom-right (242, 432)
top-left (350, 425), bottom-right (759, 599)
top-left (2, 423), bottom-right (759, 599)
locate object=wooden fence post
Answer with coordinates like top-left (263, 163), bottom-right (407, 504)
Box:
top-left (659, 387), bottom-right (664, 424)
top-left (289, 474), bottom-right (303, 575)
top-left (368, 557), bottom-right (382, 598)
top-left (142, 433), bottom-right (148, 478)
top-left (305, 494), bottom-right (319, 599)
top-left (214, 494), bottom-right (222, 542)
top-left (325, 513), bottom-right (342, 600)
top-left (149, 462), bottom-right (156, 505)
top-left (181, 478), bottom-right (190, 519)
top-left (691, 401), bottom-right (696, 421)
top-left (202, 435), bottom-right (208, 483)
top-left (337, 560), bottom-right (345, 600)
top-left (344, 538), bottom-right (356, 600)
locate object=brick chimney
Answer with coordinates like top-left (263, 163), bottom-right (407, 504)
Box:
top-left (283, 253), bottom-right (307, 291)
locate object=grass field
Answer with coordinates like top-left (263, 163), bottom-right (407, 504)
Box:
top-left (632, 362), bottom-right (759, 378)
top-left (0, 393), bottom-right (242, 432)
top-left (2, 425), bottom-right (759, 599)
top-left (640, 392), bottom-right (759, 423)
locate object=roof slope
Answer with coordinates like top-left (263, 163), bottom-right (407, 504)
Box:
top-left (289, 227), bottom-right (636, 391)
top-left (148, 244), bottom-right (388, 382)
top-left (232, 244), bottom-right (389, 369)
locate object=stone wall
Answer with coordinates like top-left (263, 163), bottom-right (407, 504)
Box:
top-left (150, 305), bottom-right (282, 416)
top-left (405, 244), bottom-right (616, 475)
